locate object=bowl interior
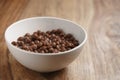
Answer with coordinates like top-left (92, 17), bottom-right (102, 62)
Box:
top-left (5, 17), bottom-right (86, 46)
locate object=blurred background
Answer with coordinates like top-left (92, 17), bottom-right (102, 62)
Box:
top-left (0, 0), bottom-right (120, 80)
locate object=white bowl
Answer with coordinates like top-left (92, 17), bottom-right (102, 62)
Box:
top-left (5, 17), bottom-right (87, 72)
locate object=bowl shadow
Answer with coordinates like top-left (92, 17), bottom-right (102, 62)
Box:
top-left (41, 68), bottom-right (68, 80)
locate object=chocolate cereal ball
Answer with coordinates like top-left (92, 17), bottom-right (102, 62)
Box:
top-left (11, 29), bottom-right (79, 53)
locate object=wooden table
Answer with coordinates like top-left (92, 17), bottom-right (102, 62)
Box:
top-left (0, 0), bottom-right (120, 80)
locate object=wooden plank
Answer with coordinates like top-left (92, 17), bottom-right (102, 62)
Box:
top-left (0, 0), bottom-right (120, 80)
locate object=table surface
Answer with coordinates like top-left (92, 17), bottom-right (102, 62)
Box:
top-left (0, 0), bottom-right (120, 80)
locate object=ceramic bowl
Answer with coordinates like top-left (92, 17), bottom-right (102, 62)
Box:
top-left (5, 17), bottom-right (87, 72)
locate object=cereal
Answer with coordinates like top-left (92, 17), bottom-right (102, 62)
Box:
top-left (11, 29), bottom-right (79, 53)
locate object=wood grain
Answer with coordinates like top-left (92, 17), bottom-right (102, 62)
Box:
top-left (0, 0), bottom-right (120, 80)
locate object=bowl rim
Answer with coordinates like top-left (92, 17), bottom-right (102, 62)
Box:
top-left (5, 17), bottom-right (87, 56)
